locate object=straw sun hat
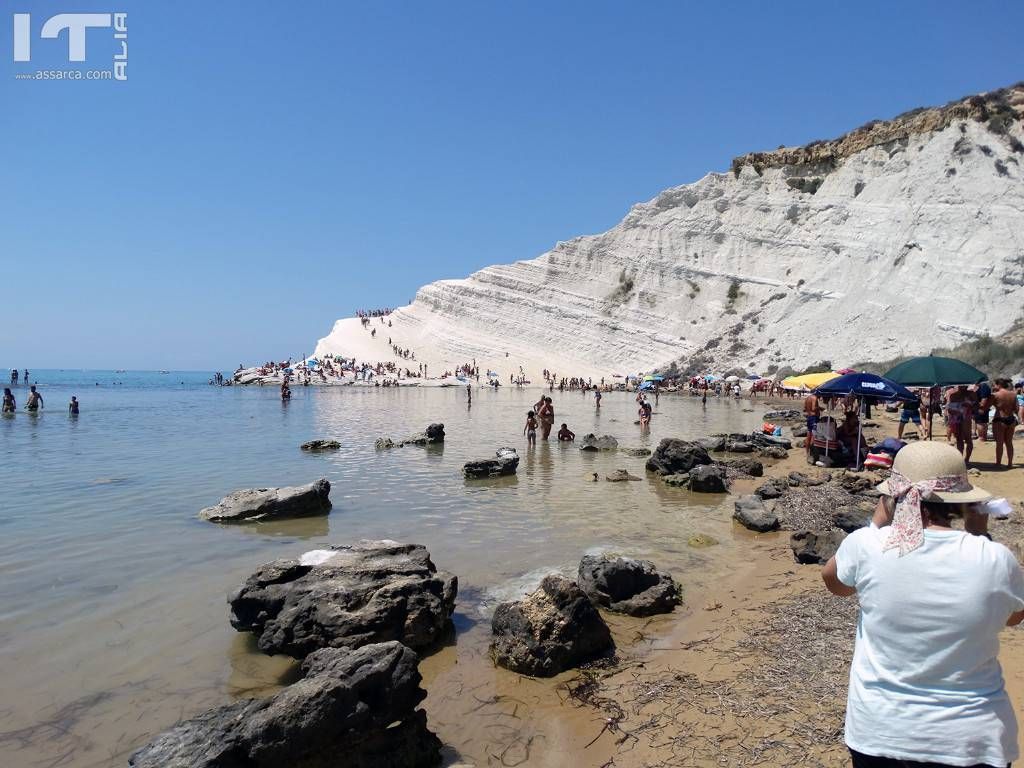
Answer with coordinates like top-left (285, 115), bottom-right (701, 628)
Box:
top-left (876, 441), bottom-right (991, 504)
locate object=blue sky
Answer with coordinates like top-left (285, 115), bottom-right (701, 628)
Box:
top-left (2, 1), bottom-right (1022, 370)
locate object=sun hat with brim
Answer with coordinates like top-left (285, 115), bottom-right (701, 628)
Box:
top-left (876, 441), bottom-right (991, 504)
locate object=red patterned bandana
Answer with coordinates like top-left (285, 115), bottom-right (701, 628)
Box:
top-left (881, 471), bottom-right (972, 556)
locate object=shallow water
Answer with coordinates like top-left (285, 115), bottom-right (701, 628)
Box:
top-left (0, 372), bottom-right (765, 767)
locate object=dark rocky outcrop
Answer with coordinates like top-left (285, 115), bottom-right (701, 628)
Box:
top-left (229, 541), bottom-right (457, 659)
top-left (606, 469), bottom-right (641, 482)
top-left (791, 425), bottom-right (808, 438)
top-left (620, 446), bottom-right (652, 457)
top-left (646, 439), bottom-right (712, 476)
top-left (128, 641), bottom-right (442, 768)
top-left (790, 530), bottom-right (848, 564)
top-left (763, 409), bottom-right (803, 422)
top-left (688, 464), bottom-right (728, 492)
top-left (758, 445), bottom-right (789, 460)
top-left (754, 477), bottom-right (788, 499)
top-left (580, 434), bottom-right (619, 451)
top-left (695, 436), bottom-right (726, 452)
top-left (464, 449), bottom-right (519, 479)
top-left (577, 554), bottom-right (680, 616)
top-left (376, 424), bottom-right (445, 449)
top-left (490, 575), bottom-right (613, 677)
top-left (199, 478), bottom-right (331, 523)
top-left (788, 471), bottom-right (829, 487)
top-left (733, 495), bottom-right (780, 532)
top-left (300, 439), bottom-right (341, 451)
top-left (718, 458), bottom-right (764, 477)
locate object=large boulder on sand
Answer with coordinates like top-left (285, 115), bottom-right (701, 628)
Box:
top-left (199, 478), bottom-right (331, 523)
top-left (733, 495), bottom-right (780, 532)
top-left (490, 575), bottom-right (613, 677)
top-left (580, 434), bottom-right (618, 451)
top-left (128, 641), bottom-right (442, 768)
top-left (577, 555), bottom-right (680, 616)
top-left (688, 464), bottom-right (728, 492)
top-left (229, 541), bottom-right (457, 659)
top-left (646, 439), bottom-right (712, 476)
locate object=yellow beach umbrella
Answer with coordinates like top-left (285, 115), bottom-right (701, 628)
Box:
top-left (780, 371), bottom-right (840, 390)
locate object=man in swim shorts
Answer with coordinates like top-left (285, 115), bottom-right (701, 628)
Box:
top-left (897, 396), bottom-right (922, 440)
top-left (803, 391), bottom-right (821, 456)
top-left (25, 385), bottom-right (43, 411)
top-left (992, 378), bottom-right (1017, 467)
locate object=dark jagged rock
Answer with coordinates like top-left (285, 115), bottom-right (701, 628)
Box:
top-left (606, 469), bottom-right (641, 482)
top-left (733, 495), bottom-right (780, 532)
top-left (490, 574), bottom-right (613, 677)
top-left (580, 434), bottom-right (619, 451)
top-left (377, 424), bottom-right (446, 449)
top-left (128, 641), bottom-right (442, 768)
top-left (724, 441), bottom-right (754, 453)
top-left (375, 437), bottom-right (396, 450)
top-left (464, 449), bottom-right (519, 479)
top-left (646, 439), bottom-right (712, 476)
top-left (788, 470), bottom-right (829, 487)
top-left (577, 554), bottom-right (680, 616)
top-left (664, 472), bottom-right (691, 487)
top-left (688, 464), bottom-right (728, 492)
top-left (695, 436), bottom-right (726, 452)
top-left (300, 439), bottom-right (341, 451)
top-left (718, 458), bottom-right (764, 477)
top-left (791, 425), bottom-right (808, 438)
top-left (834, 470), bottom-right (883, 495)
top-left (833, 505), bottom-right (871, 532)
top-left (229, 541), bottom-right (457, 659)
top-left (790, 530), bottom-right (848, 564)
top-left (198, 478), bottom-right (331, 523)
top-left (754, 477), bottom-right (788, 499)
top-left (758, 445), bottom-right (789, 459)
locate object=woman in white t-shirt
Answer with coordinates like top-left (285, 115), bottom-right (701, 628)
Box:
top-left (823, 441), bottom-right (1024, 768)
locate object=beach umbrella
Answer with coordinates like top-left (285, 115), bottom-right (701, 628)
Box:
top-left (642, 374), bottom-right (665, 382)
top-left (746, 374), bottom-right (760, 380)
top-left (780, 371), bottom-right (840, 390)
top-left (813, 372), bottom-right (916, 470)
top-left (883, 356), bottom-right (987, 387)
top-left (724, 375), bottom-right (740, 383)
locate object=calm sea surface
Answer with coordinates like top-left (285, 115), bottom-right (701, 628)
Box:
top-left (0, 370), bottom-right (765, 767)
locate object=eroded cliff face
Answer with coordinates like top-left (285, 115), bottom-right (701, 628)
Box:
top-left (315, 85), bottom-right (1024, 377)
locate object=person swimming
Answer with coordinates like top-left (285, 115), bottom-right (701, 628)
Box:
top-left (557, 423), bottom-right (575, 441)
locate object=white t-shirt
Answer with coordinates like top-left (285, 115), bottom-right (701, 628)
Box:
top-left (835, 525), bottom-right (1024, 767)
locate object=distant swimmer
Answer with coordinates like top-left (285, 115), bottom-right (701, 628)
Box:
top-left (23, 369), bottom-right (29, 383)
top-left (9, 369), bottom-right (16, 385)
top-left (557, 423), bottom-right (575, 442)
top-left (281, 381), bottom-right (291, 400)
top-left (25, 385), bottom-right (43, 411)
top-left (68, 396), bottom-right (79, 415)
top-left (594, 390), bottom-right (602, 409)
top-left (2, 388), bottom-right (14, 413)
top-left (466, 383), bottom-right (472, 404)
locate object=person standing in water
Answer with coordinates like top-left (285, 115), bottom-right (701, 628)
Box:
top-left (25, 385), bottom-right (43, 411)
top-left (9, 369), bottom-right (17, 386)
top-left (466, 383), bottom-right (472, 406)
top-left (524, 411), bottom-right (538, 446)
top-left (594, 389), bottom-right (602, 409)
top-left (68, 396), bottom-right (79, 415)
top-left (2, 388), bottom-right (14, 413)
top-left (23, 369), bottom-right (29, 383)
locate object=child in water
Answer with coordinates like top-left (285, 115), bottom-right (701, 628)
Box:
top-left (557, 423), bottom-right (575, 441)
top-left (524, 411), bottom-right (538, 445)
top-left (639, 400), bottom-right (652, 427)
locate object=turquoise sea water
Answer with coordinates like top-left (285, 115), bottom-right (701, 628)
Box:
top-left (0, 370), bottom-right (765, 767)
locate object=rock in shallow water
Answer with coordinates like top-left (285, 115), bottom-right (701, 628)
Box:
top-left (463, 452), bottom-right (519, 479)
top-left (198, 478), bottom-right (331, 523)
top-left (300, 439), bottom-right (341, 451)
top-left (577, 554), bottom-right (680, 616)
top-left (606, 469), bottom-right (641, 482)
top-left (490, 574), bottom-right (613, 677)
top-left (229, 540), bottom-right (457, 659)
top-left (646, 438), bottom-right (712, 476)
top-left (128, 641), bottom-right (442, 768)
top-left (579, 434), bottom-right (618, 451)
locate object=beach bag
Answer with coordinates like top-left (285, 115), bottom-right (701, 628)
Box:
top-left (762, 422), bottom-right (776, 434)
top-left (864, 452), bottom-right (893, 469)
top-left (773, 426), bottom-right (783, 436)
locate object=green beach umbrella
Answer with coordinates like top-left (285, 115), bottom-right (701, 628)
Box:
top-left (883, 356), bottom-right (988, 387)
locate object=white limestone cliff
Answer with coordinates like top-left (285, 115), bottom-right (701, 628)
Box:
top-left (315, 85), bottom-right (1024, 379)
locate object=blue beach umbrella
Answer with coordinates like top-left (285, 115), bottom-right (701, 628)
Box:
top-left (814, 372), bottom-right (916, 469)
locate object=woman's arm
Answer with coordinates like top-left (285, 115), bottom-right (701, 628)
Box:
top-left (822, 557), bottom-right (857, 597)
